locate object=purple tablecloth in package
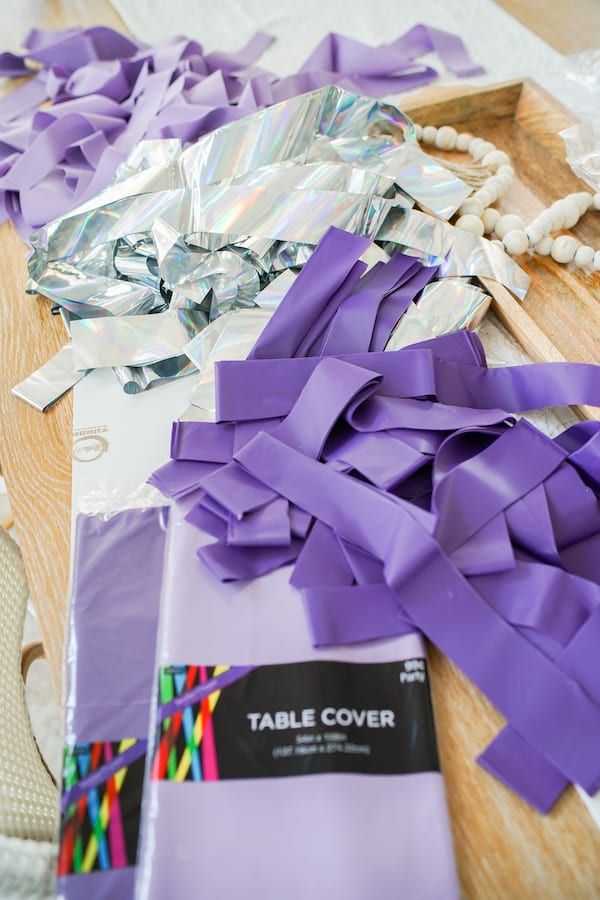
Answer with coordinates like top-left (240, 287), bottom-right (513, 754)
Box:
top-left (57, 506), bottom-right (168, 900)
top-left (135, 495), bottom-right (459, 899)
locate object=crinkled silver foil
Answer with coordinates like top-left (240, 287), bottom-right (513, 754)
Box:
top-left (71, 309), bottom-right (205, 370)
top-left (21, 85), bottom-right (530, 407)
top-left (252, 270), bottom-right (297, 310)
top-left (12, 344), bottom-right (88, 411)
top-left (386, 278), bottom-right (491, 350)
top-left (114, 355), bottom-right (198, 395)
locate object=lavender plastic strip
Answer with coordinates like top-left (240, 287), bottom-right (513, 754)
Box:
top-left (235, 431), bottom-right (600, 794)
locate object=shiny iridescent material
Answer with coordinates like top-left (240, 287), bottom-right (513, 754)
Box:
top-left (18, 86), bottom-right (529, 407)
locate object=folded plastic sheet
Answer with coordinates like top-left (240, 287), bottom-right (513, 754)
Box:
top-left (149, 224), bottom-right (600, 816)
top-left (135, 496), bottom-right (459, 899)
top-left (57, 506), bottom-right (168, 900)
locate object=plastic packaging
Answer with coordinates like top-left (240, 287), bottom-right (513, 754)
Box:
top-left (135, 495), bottom-right (459, 899)
top-left (57, 502), bottom-right (168, 900)
top-left (561, 118), bottom-right (600, 191)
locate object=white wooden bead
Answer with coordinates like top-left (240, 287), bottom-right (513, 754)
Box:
top-left (488, 175), bottom-right (508, 198)
top-left (482, 149), bottom-right (510, 170)
top-left (524, 222), bottom-right (544, 246)
top-left (592, 193), bottom-right (600, 211)
top-left (456, 214), bottom-right (485, 236)
top-left (456, 132), bottom-right (472, 152)
top-left (497, 174), bottom-right (513, 194)
top-left (468, 137), bottom-right (485, 156)
top-left (574, 192), bottom-right (592, 213)
top-left (534, 236), bottom-right (553, 256)
top-left (496, 165), bottom-right (515, 179)
top-left (435, 125), bottom-right (457, 150)
top-left (479, 181), bottom-right (498, 203)
top-left (474, 188), bottom-right (495, 208)
top-left (550, 235), bottom-right (577, 263)
top-left (536, 211), bottom-right (554, 234)
top-left (502, 229), bottom-right (529, 256)
top-left (414, 123), bottom-right (423, 140)
top-left (482, 208), bottom-right (500, 234)
top-left (593, 250), bottom-right (600, 271)
top-left (549, 204), bottom-right (565, 230)
top-left (495, 214), bottom-right (525, 239)
top-left (458, 198), bottom-right (485, 217)
top-left (575, 245), bottom-right (595, 268)
top-left (559, 197), bottom-right (580, 229)
top-left (422, 125), bottom-right (437, 145)
top-left (471, 140), bottom-right (495, 161)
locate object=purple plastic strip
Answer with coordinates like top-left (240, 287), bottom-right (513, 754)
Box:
top-left (216, 349), bottom-right (600, 423)
top-left (227, 498), bottom-right (291, 547)
top-left (370, 263), bottom-right (439, 351)
top-left (198, 536), bottom-right (303, 581)
top-left (320, 251), bottom-right (422, 356)
top-left (290, 521), bottom-right (354, 589)
top-left (234, 431), bottom-right (600, 794)
top-left (171, 420), bottom-right (234, 462)
top-left (303, 583), bottom-right (415, 647)
top-left (248, 228), bottom-right (371, 360)
top-left (477, 730), bottom-right (569, 814)
top-left (0, 26), bottom-right (477, 233)
top-left (148, 459), bottom-right (218, 498)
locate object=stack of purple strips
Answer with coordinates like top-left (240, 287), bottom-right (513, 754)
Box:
top-left (153, 225), bottom-right (600, 816)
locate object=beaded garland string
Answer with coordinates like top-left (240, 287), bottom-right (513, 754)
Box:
top-left (413, 123), bottom-right (600, 271)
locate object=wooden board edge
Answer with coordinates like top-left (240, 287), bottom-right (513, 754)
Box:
top-left (518, 76), bottom-right (581, 127)
top-left (402, 78), bottom-right (524, 126)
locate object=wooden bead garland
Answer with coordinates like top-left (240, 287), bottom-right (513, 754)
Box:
top-left (413, 123), bottom-right (600, 272)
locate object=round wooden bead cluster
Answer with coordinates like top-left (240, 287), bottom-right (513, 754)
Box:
top-left (413, 123), bottom-right (600, 271)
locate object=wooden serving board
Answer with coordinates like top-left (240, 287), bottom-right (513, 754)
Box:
top-left (403, 77), bottom-right (600, 418)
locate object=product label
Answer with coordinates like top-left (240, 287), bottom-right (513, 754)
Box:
top-left (152, 659), bottom-right (439, 782)
top-left (58, 738), bottom-right (147, 875)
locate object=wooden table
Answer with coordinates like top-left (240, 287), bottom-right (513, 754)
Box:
top-left (1, 2), bottom-right (599, 897)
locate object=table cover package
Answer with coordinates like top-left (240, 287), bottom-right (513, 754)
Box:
top-left (136, 495), bottom-right (459, 899)
top-left (57, 505), bottom-right (168, 900)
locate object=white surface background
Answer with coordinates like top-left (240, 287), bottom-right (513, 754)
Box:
top-left (111, 0), bottom-right (596, 116)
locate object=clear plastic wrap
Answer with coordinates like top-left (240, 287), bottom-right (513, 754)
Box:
top-left (561, 118), bottom-right (600, 191)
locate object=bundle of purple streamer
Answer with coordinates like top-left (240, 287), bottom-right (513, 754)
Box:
top-left (0, 24), bottom-right (482, 237)
top-left (151, 226), bottom-right (600, 814)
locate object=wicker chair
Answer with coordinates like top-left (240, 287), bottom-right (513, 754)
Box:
top-left (0, 525), bottom-right (58, 898)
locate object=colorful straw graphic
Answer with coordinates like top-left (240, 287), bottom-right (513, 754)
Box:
top-left (152, 664), bottom-right (232, 782)
top-left (58, 739), bottom-right (144, 875)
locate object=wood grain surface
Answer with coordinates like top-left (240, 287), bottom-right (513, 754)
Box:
top-left (495, 0), bottom-right (600, 54)
top-left (404, 78), bottom-right (600, 419)
top-left (1, 3), bottom-right (600, 898)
